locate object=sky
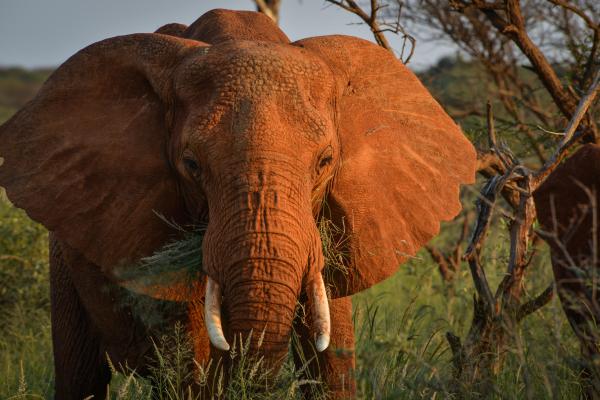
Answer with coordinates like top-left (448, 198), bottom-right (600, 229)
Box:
top-left (0, 0), bottom-right (455, 71)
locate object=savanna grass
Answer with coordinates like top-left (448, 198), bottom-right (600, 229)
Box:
top-left (0, 191), bottom-right (593, 399)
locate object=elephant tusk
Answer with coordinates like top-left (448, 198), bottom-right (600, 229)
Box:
top-left (310, 272), bottom-right (331, 352)
top-left (205, 277), bottom-right (230, 351)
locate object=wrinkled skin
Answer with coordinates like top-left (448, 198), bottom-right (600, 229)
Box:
top-left (0, 9), bottom-right (476, 399)
top-left (534, 144), bottom-right (600, 396)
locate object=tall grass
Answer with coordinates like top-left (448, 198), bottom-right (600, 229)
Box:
top-left (0, 191), bottom-right (590, 399)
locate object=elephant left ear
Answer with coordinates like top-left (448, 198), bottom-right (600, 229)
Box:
top-left (0, 34), bottom-right (204, 274)
top-left (295, 36), bottom-right (477, 296)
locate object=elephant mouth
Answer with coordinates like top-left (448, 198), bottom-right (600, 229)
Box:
top-left (204, 274), bottom-right (331, 352)
top-left (114, 220), bottom-right (334, 355)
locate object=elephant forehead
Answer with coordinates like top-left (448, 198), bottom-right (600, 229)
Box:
top-left (177, 41), bottom-right (334, 100)
top-left (176, 42), bottom-right (336, 141)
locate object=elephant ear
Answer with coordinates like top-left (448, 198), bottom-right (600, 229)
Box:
top-left (295, 36), bottom-right (477, 296)
top-left (534, 144), bottom-right (600, 262)
top-left (0, 34), bottom-right (205, 274)
top-left (183, 9), bottom-right (289, 44)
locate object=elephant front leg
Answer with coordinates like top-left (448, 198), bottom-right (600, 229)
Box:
top-left (50, 236), bottom-right (111, 400)
top-left (292, 296), bottom-right (356, 399)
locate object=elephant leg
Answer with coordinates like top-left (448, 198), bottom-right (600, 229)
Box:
top-left (292, 296), bottom-right (356, 399)
top-left (49, 236), bottom-right (111, 400)
top-left (554, 260), bottom-right (600, 398)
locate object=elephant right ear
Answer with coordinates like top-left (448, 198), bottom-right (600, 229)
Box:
top-left (296, 36), bottom-right (477, 296)
top-left (0, 34), bottom-right (206, 272)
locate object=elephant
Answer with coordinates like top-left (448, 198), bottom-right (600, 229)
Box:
top-left (0, 9), bottom-right (477, 399)
top-left (534, 144), bottom-right (600, 395)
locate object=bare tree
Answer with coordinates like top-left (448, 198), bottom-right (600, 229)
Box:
top-left (254, 0), bottom-right (281, 24)
top-left (403, 0), bottom-right (599, 162)
top-left (445, 70), bottom-right (599, 393)
top-left (325, 0), bottom-right (416, 63)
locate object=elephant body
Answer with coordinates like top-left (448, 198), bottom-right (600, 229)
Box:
top-left (49, 235), bottom-right (159, 394)
top-left (534, 144), bottom-right (600, 393)
top-left (0, 9), bottom-right (476, 399)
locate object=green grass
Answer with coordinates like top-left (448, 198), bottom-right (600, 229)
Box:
top-left (0, 189), bottom-right (590, 399)
top-left (0, 68), bottom-right (52, 123)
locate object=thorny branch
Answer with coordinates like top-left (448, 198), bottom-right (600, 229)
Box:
top-left (465, 72), bottom-right (599, 311)
top-left (325, 0), bottom-right (416, 63)
top-left (446, 63), bottom-right (600, 385)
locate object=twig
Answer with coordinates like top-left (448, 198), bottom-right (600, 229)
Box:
top-left (487, 101), bottom-right (513, 171)
top-left (326, 0), bottom-right (392, 50)
top-left (533, 69), bottom-right (600, 188)
top-left (517, 283), bottom-right (555, 321)
top-left (546, 0), bottom-right (599, 32)
top-left (254, 0), bottom-right (280, 23)
top-left (426, 245), bottom-right (455, 282)
top-left (325, 0), bottom-right (416, 63)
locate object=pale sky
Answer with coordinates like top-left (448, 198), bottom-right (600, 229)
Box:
top-left (0, 0), bottom-right (455, 70)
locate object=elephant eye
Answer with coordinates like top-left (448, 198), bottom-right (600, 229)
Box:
top-left (319, 155), bottom-right (333, 169)
top-left (317, 146), bottom-right (334, 173)
top-left (183, 156), bottom-right (200, 177)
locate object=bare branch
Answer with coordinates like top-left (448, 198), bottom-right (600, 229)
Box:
top-left (455, 0), bottom-right (596, 139)
top-left (499, 171), bottom-right (535, 308)
top-left (254, 0), bottom-right (280, 24)
top-left (325, 0), bottom-right (416, 63)
top-left (534, 69), bottom-right (600, 187)
top-left (477, 151), bottom-right (507, 178)
top-left (465, 169), bottom-right (518, 259)
top-left (461, 174), bottom-right (519, 310)
top-left (486, 101), bottom-right (515, 170)
top-left (399, 0), bottom-right (599, 387)
top-left (426, 245), bottom-right (455, 282)
top-left (546, 0), bottom-right (599, 32)
top-left (517, 283), bottom-right (555, 321)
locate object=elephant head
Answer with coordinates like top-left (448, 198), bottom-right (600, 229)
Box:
top-left (0, 10), bottom-right (476, 367)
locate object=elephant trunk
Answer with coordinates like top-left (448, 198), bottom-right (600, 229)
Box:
top-left (203, 184), bottom-right (329, 368)
top-left (205, 270), bottom-right (330, 360)
top-left (226, 268), bottom-right (300, 362)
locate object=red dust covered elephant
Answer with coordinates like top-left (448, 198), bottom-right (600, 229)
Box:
top-left (535, 144), bottom-right (600, 395)
top-left (0, 9), bottom-right (476, 399)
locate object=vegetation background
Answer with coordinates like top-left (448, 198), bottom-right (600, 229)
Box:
top-left (0, 56), bottom-right (589, 399)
